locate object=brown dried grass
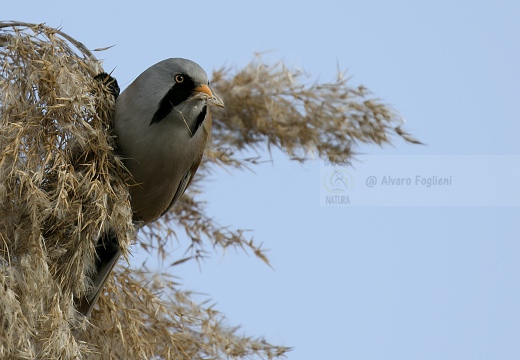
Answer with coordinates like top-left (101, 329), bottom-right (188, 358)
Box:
top-left (0, 22), bottom-right (418, 359)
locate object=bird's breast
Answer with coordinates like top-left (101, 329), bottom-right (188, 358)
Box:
top-left (118, 108), bottom-right (210, 224)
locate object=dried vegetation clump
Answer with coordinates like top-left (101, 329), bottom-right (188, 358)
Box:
top-left (0, 21), bottom-right (135, 358)
top-left (0, 22), bottom-right (418, 359)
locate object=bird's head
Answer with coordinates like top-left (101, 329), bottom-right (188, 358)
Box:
top-left (144, 58), bottom-right (224, 126)
top-left (116, 58), bottom-right (223, 134)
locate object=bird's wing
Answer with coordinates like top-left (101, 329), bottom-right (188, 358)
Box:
top-left (160, 155), bottom-right (202, 218)
top-left (160, 111), bottom-right (212, 217)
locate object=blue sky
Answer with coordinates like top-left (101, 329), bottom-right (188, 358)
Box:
top-left (5, 1), bottom-right (520, 359)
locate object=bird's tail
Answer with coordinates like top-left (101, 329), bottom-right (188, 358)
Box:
top-left (75, 232), bottom-right (121, 317)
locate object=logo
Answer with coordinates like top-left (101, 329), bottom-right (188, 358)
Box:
top-left (322, 169), bottom-right (353, 194)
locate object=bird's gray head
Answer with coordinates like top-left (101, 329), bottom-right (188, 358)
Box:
top-left (116, 58), bottom-right (223, 130)
top-left (151, 58), bottom-right (209, 91)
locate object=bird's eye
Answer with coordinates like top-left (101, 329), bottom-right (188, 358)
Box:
top-left (174, 74), bottom-right (185, 83)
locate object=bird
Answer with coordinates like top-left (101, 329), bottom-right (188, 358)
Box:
top-left (75, 58), bottom-right (224, 316)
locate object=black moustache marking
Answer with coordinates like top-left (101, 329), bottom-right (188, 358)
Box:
top-left (150, 86), bottom-right (191, 125)
top-left (192, 106), bottom-right (207, 136)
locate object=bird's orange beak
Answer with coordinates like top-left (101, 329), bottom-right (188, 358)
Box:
top-left (194, 84), bottom-right (213, 97)
top-left (194, 84), bottom-right (225, 108)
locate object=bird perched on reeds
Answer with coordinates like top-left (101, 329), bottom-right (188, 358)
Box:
top-left (75, 58), bottom-right (224, 316)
